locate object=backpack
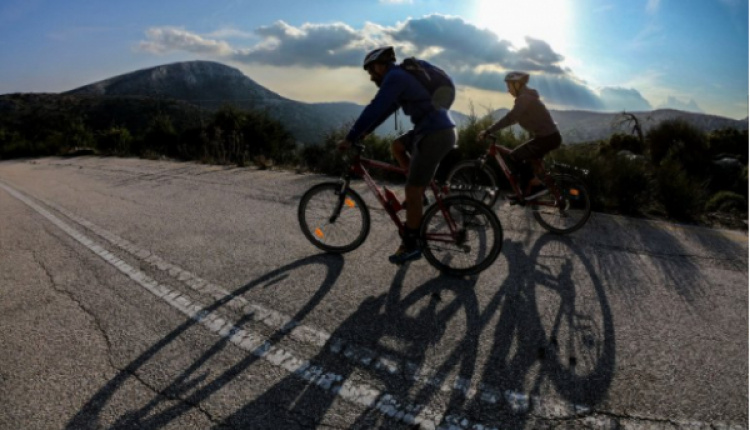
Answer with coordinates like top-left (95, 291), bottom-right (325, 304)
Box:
top-left (400, 57), bottom-right (455, 110)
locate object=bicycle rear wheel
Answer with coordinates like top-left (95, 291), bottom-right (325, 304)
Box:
top-left (298, 182), bottom-right (370, 253)
top-left (421, 196), bottom-right (503, 276)
top-left (532, 174), bottom-right (591, 234)
top-left (446, 160), bottom-right (499, 207)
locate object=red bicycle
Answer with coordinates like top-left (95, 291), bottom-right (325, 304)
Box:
top-left (446, 136), bottom-right (591, 234)
top-left (298, 143), bottom-right (503, 276)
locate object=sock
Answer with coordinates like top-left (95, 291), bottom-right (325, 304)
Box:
top-left (402, 227), bottom-right (419, 250)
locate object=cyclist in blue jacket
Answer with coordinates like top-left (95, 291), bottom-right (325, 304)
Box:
top-left (339, 46), bottom-right (456, 265)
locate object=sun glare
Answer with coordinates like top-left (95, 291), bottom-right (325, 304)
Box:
top-left (474, 0), bottom-right (572, 53)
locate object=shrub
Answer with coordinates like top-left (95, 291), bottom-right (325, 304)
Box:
top-left (300, 126), bottom-right (348, 176)
top-left (201, 106), bottom-right (296, 166)
top-left (142, 114), bottom-right (178, 157)
top-left (655, 158), bottom-right (705, 220)
top-left (705, 191), bottom-right (747, 214)
top-left (709, 128), bottom-right (748, 163)
top-left (605, 154), bottom-right (651, 215)
top-left (646, 118), bottom-right (709, 176)
top-left (97, 126), bottom-right (132, 155)
top-left (609, 132), bottom-right (643, 154)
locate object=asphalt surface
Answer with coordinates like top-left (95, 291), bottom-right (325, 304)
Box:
top-left (0, 156), bottom-right (747, 430)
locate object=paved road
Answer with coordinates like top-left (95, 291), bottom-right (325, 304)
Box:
top-left (0, 156), bottom-right (746, 430)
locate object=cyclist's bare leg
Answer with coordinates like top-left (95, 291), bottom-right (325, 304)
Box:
top-left (391, 139), bottom-right (410, 171)
top-left (528, 159), bottom-right (544, 189)
top-left (405, 185), bottom-right (425, 230)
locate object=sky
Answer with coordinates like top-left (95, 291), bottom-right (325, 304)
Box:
top-left (1, 0), bottom-right (748, 119)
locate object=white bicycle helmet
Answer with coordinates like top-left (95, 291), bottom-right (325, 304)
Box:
top-left (363, 46), bottom-right (396, 70)
top-left (504, 71), bottom-right (530, 85)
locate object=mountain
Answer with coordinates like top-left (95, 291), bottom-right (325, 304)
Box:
top-left (66, 60), bottom-right (361, 143)
top-left (60, 60), bottom-right (749, 144)
top-left (469, 108), bottom-right (747, 144)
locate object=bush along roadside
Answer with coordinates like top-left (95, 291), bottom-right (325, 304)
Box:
top-left (0, 101), bottom-right (746, 229)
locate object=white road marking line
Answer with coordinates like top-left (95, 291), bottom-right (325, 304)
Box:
top-left (2, 179), bottom-right (733, 430)
top-left (0, 181), bottom-right (497, 430)
top-left (24, 183), bottom-right (591, 420)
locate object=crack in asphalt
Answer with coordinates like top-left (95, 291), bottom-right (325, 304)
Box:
top-left (29, 245), bottom-right (232, 429)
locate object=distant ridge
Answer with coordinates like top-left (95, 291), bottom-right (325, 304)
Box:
top-left (57, 60), bottom-right (750, 144)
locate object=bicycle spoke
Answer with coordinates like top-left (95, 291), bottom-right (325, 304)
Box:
top-left (532, 174), bottom-right (591, 234)
top-left (298, 183), bottom-right (370, 253)
top-left (421, 197), bottom-right (503, 276)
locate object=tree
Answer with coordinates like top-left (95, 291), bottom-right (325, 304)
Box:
top-left (613, 111), bottom-right (646, 150)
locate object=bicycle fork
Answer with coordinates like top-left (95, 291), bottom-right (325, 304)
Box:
top-left (330, 177), bottom-right (352, 223)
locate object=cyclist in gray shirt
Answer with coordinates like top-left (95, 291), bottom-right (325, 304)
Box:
top-left (478, 71), bottom-right (562, 200)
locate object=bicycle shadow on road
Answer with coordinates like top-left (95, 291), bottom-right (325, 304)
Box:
top-left (469, 234), bottom-right (616, 427)
top-left (222, 233), bottom-right (615, 428)
top-left (219, 264), bottom-right (486, 429)
top-left (65, 253), bottom-right (345, 430)
top-left (66, 234), bottom-right (615, 429)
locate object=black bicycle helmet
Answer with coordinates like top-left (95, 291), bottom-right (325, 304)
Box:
top-left (363, 46), bottom-right (396, 70)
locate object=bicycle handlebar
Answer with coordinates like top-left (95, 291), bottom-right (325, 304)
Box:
top-left (482, 133), bottom-right (498, 144)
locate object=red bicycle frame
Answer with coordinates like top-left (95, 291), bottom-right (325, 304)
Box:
top-left (343, 147), bottom-right (460, 244)
top-left (484, 138), bottom-right (562, 208)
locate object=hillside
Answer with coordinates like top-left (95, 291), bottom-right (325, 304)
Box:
top-left (6, 60), bottom-right (745, 145)
top-left (476, 108), bottom-right (748, 143)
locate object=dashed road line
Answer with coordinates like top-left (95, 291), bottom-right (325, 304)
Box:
top-left (1, 179), bottom-right (740, 430)
top-left (23, 182), bottom-right (591, 420)
top-left (0, 180), bottom-right (497, 430)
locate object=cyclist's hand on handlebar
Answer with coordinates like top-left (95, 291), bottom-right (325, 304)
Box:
top-left (337, 139), bottom-right (352, 152)
top-left (476, 129), bottom-right (488, 142)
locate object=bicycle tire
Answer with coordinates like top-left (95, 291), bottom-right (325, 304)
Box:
top-left (298, 182), bottom-right (370, 253)
top-left (420, 196), bottom-right (503, 276)
top-left (446, 160), bottom-right (499, 207)
top-left (532, 173), bottom-right (591, 234)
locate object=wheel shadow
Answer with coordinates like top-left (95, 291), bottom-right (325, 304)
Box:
top-left (67, 233), bottom-right (615, 429)
top-left (221, 233), bottom-right (615, 428)
top-left (66, 253), bottom-right (345, 430)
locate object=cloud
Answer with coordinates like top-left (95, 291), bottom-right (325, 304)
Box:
top-left (138, 27), bottom-right (232, 55)
top-left (139, 14), bottom-right (567, 73)
top-left (599, 87), bottom-right (653, 111)
top-left (233, 21), bottom-right (368, 67)
top-left (657, 96), bottom-right (704, 113)
top-left (386, 15), bottom-right (564, 74)
top-left (204, 27), bottom-right (256, 39)
top-left (137, 15), bottom-right (648, 112)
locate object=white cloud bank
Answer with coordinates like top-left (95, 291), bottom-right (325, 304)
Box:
top-left (137, 14), bottom-right (654, 111)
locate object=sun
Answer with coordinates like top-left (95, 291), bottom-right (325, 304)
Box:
top-left (473, 0), bottom-right (572, 52)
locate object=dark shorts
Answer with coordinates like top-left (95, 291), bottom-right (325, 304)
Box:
top-left (511, 131), bottom-right (562, 161)
top-left (397, 128), bottom-right (457, 187)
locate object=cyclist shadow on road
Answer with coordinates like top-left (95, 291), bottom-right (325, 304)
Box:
top-left (465, 234), bottom-right (616, 427)
top-left (219, 263), bottom-right (485, 429)
top-left (66, 253), bottom-right (345, 430)
top-left (222, 233), bottom-right (615, 429)
top-left (66, 234), bottom-right (615, 429)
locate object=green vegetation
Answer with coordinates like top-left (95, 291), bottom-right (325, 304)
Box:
top-left (0, 97), bottom-right (746, 228)
top-left (547, 116), bottom-right (747, 224)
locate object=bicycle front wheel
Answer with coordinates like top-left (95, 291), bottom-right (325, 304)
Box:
top-left (532, 174), bottom-right (591, 234)
top-left (421, 196), bottom-right (503, 276)
top-left (298, 182), bottom-right (370, 253)
top-left (446, 160), bottom-right (499, 207)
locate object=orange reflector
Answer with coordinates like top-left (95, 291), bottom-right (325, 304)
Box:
top-left (345, 198), bottom-right (356, 208)
top-left (569, 189), bottom-right (580, 196)
top-left (314, 228), bottom-right (324, 238)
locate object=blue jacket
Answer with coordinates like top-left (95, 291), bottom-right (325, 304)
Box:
top-left (345, 63), bottom-right (455, 142)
